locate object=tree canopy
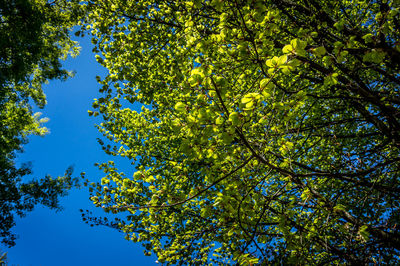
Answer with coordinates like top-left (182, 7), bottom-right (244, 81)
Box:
top-left (82, 0), bottom-right (400, 264)
top-left (0, 0), bottom-right (80, 247)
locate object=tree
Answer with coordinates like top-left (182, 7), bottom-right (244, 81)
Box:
top-left (82, 0), bottom-right (400, 264)
top-left (0, 0), bottom-right (81, 247)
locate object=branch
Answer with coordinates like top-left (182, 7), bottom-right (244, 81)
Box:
top-left (110, 155), bottom-right (254, 211)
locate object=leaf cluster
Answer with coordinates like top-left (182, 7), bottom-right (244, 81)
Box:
top-left (0, 0), bottom-right (82, 247)
top-left (82, 0), bottom-right (400, 264)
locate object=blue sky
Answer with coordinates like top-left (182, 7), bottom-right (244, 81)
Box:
top-left (0, 37), bottom-right (157, 265)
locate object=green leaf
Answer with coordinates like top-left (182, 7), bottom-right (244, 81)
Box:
top-left (282, 44), bottom-right (294, 54)
top-left (362, 33), bottom-right (374, 43)
top-left (358, 225), bottom-right (370, 242)
top-left (363, 49), bottom-right (386, 64)
top-left (174, 102), bottom-right (186, 112)
top-left (229, 112), bottom-right (240, 125)
top-left (313, 46), bottom-right (326, 57)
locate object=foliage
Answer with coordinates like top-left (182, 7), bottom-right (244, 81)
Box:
top-left (82, 0), bottom-right (400, 264)
top-left (0, 0), bottom-right (81, 247)
top-left (0, 166), bottom-right (78, 247)
top-left (0, 251), bottom-right (6, 266)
